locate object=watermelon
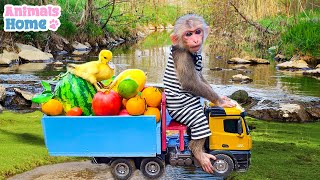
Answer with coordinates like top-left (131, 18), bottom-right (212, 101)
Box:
top-left (54, 73), bottom-right (96, 116)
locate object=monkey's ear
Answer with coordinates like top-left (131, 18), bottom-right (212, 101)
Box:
top-left (170, 34), bottom-right (178, 45)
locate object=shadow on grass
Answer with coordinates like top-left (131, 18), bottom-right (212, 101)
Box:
top-left (0, 129), bottom-right (45, 146)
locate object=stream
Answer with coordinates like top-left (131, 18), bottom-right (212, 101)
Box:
top-left (1, 32), bottom-right (320, 102)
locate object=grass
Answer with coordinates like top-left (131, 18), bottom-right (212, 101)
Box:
top-left (1, 111), bottom-right (319, 180)
top-left (232, 117), bottom-right (320, 180)
top-left (0, 111), bottom-right (79, 180)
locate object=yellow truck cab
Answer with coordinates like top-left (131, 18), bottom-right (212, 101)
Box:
top-left (205, 102), bottom-right (252, 175)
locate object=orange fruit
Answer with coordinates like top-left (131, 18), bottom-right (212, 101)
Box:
top-left (126, 95), bottom-right (146, 115)
top-left (144, 107), bottom-right (161, 122)
top-left (122, 98), bottom-right (128, 108)
top-left (141, 87), bottom-right (162, 107)
top-left (41, 99), bottom-right (63, 116)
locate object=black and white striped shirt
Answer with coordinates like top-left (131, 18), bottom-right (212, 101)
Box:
top-left (163, 46), bottom-right (211, 140)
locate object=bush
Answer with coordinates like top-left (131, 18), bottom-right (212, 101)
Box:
top-left (56, 13), bottom-right (77, 38)
top-left (281, 19), bottom-right (320, 56)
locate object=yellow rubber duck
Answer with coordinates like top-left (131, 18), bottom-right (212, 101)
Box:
top-left (67, 49), bottom-right (115, 91)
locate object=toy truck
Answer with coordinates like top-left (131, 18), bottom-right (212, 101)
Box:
top-left (41, 94), bottom-right (252, 179)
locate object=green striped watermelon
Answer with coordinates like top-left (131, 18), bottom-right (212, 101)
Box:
top-left (54, 73), bottom-right (96, 116)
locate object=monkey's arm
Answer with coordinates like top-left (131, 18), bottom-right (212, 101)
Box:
top-left (173, 50), bottom-right (223, 105)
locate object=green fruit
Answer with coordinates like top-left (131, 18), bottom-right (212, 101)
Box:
top-left (117, 79), bottom-right (139, 99)
top-left (54, 73), bottom-right (96, 116)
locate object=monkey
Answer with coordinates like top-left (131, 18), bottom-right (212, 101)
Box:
top-left (163, 14), bottom-right (235, 174)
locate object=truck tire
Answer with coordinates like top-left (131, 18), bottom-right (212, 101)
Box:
top-left (140, 157), bottom-right (165, 179)
top-left (211, 154), bottom-right (234, 178)
top-left (111, 158), bottom-right (136, 180)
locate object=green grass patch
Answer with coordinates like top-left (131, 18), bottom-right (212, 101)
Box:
top-left (232, 117), bottom-right (320, 180)
top-left (0, 111), bottom-right (80, 180)
top-left (281, 19), bottom-right (320, 56)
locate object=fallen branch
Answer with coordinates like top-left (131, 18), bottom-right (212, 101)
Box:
top-left (229, 1), bottom-right (276, 35)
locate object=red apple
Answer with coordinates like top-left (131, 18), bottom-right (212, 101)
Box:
top-left (92, 90), bottom-right (122, 116)
top-left (118, 109), bottom-right (130, 116)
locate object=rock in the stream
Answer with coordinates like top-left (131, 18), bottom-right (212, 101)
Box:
top-left (303, 68), bottom-right (320, 77)
top-left (231, 74), bottom-right (253, 83)
top-left (0, 85), bottom-right (6, 102)
top-left (230, 90), bottom-right (250, 104)
top-left (228, 57), bottom-right (251, 64)
top-left (14, 88), bottom-right (34, 100)
top-left (276, 60), bottom-right (309, 70)
top-left (6, 88), bottom-right (35, 110)
top-left (228, 56), bottom-right (270, 64)
top-left (247, 101), bottom-right (320, 122)
top-left (0, 50), bottom-right (19, 66)
top-left (15, 43), bottom-right (53, 62)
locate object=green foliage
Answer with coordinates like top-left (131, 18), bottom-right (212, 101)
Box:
top-left (281, 19), bottom-right (320, 56)
top-left (82, 21), bottom-right (103, 37)
top-left (56, 13), bottom-right (77, 38)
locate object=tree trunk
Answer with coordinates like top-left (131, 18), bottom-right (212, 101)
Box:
top-left (78, 0), bottom-right (94, 26)
top-left (101, 0), bottom-right (116, 29)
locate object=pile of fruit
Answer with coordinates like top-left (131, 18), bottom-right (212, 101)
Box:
top-left (32, 69), bottom-right (162, 122)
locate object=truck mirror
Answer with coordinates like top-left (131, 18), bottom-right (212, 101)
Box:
top-left (237, 119), bottom-right (243, 135)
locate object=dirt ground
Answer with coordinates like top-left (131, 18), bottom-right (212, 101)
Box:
top-left (6, 161), bottom-right (148, 180)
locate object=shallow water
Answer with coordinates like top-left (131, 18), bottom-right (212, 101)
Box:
top-left (1, 32), bottom-right (320, 179)
top-left (1, 36), bottom-right (320, 99)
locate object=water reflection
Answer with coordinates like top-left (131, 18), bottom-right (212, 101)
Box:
top-left (162, 166), bottom-right (224, 180)
top-left (1, 32), bottom-right (319, 99)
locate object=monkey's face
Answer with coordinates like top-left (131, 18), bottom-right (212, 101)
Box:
top-left (182, 27), bottom-right (204, 53)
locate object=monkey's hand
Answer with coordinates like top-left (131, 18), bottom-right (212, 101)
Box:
top-left (198, 153), bottom-right (216, 174)
top-left (217, 98), bottom-right (236, 108)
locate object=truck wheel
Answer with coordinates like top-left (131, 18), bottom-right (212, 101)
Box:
top-left (212, 154), bottom-right (234, 178)
top-left (111, 158), bottom-right (136, 180)
top-left (140, 157), bottom-right (165, 179)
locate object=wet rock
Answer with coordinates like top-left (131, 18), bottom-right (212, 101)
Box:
top-left (231, 74), bottom-right (253, 83)
top-left (274, 54), bottom-right (287, 62)
top-left (72, 50), bottom-right (90, 55)
top-left (18, 63), bottom-right (47, 72)
top-left (72, 41), bottom-right (90, 50)
top-left (228, 57), bottom-right (270, 64)
top-left (305, 105), bottom-right (320, 118)
top-left (228, 57), bottom-right (251, 64)
top-left (116, 38), bottom-right (125, 44)
top-left (49, 33), bottom-right (73, 53)
top-left (276, 60), bottom-right (309, 70)
top-left (14, 88), bottom-right (34, 100)
top-left (0, 85), bottom-right (6, 102)
top-left (244, 56), bottom-right (270, 64)
top-left (230, 90), bottom-right (250, 104)
top-left (100, 38), bottom-right (108, 46)
top-left (7, 92), bottom-right (32, 109)
top-left (303, 68), bottom-right (320, 77)
top-left (84, 42), bottom-right (92, 49)
top-left (247, 101), bottom-right (320, 122)
top-left (15, 43), bottom-right (54, 62)
top-left (0, 50), bottom-right (19, 66)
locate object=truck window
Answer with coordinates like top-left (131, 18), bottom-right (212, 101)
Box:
top-left (224, 119), bottom-right (239, 133)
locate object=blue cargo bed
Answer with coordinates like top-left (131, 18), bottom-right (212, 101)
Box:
top-left (42, 115), bottom-right (161, 157)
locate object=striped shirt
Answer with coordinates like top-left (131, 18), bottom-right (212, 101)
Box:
top-left (163, 46), bottom-right (211, 140)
